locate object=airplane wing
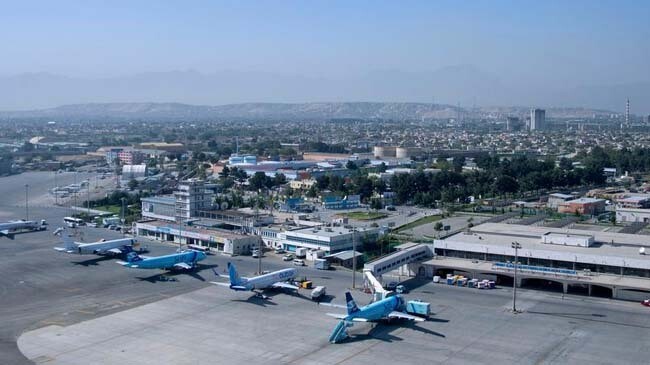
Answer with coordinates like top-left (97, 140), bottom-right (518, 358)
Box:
top-left (387, 311), bottom-right (426, 322)
top-left (318, 302), bottom-right (347, 309)
top-left (326, 313), bottom-right (347, 319)
top-left (54, 247), bottom-right (73, 253)
top-left (325, 313), bottom-right (368, 322)
top-left (270, 282), bottom-right (299, 291)
top-left (210, 281), bottom-right (231, 287)
top-left (173, 262), bottom-right (192, 270)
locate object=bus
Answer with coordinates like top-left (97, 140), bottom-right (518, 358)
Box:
top-left (63, 216), bottom-right (85, 228)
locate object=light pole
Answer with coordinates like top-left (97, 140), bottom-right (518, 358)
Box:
top-left (512, 241), bottom-right (521, 313)
top-left (24, 184), bottom-right (29, 220)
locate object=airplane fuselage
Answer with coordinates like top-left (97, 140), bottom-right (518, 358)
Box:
top-left (124, 250), bottom-right (206, 270)
top-left (237, 268), bottom-right (297, 291)
top-left (76, 238), bottom-right (137, 255)
top-left (347, 295), bottom-right (403, 322)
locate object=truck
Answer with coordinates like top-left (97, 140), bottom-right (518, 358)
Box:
top-left (314, 258), bottom-right (330, 270)
top-left (405, 300), bottom-right (430, 318)
top-left (294, 247), bottom-right (307, 258)
top-left (311, 286), bottom-right (326, 301)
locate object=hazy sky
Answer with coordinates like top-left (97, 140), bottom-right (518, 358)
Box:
top-left (0, 1), bottom-right (648, 111)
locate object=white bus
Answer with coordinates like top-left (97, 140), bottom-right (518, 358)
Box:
top-left (63, 216), bottom-right (85, 228)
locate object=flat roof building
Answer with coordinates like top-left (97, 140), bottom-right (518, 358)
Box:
top-left (558, 197), bottom-right (606, 215)
top-left (135, 220), bottom-right (260, 255)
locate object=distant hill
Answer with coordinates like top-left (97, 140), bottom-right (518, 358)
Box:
top-left (0, 69), bottom-right (645, 114)
top-left (0, 102), bottom-right (617, 122)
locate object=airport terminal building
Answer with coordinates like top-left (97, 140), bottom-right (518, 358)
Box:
top-left (365, 222), bottom-right (650, 301)
top-left (134, 220), bottom-right (260, 255)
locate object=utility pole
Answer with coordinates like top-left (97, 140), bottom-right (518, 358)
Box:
top-left (352, 227), bottom-right (357, 289)
top-left (512, 241), bottom-right (522, 313)
top-left (24, 184), bottom-right (29, 220)
top-left (120, 197), bottom-right (126, 237)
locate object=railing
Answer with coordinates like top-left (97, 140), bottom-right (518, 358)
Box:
top-left (492, 262), bottom-right (593, 279)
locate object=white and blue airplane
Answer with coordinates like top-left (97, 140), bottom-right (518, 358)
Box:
top-left (0, 219), bottom-right (47, 238)
top-left (325, 291), bottom-right (424, 343)
top-left (119, 250), bottom-right (206, 270)
top-left (211, 262), bottom-right (299, 297)
top-left (54, 228), bottom-right (137, 256)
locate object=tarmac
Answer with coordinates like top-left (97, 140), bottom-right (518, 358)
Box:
top-left (3, 172), bottom-right (650, 364)
top-left (16, 273), bottom-right (650, 364)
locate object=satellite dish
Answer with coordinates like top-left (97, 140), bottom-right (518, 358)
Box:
top-left (214, 202), bottom-right (220, 210)
top-left (221, 202), bottom-right (229, 210)
top-left (640, 247), bottom-right (646, 255)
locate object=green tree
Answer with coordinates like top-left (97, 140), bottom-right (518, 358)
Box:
top-left (127, 179), bottom-right (139, 191)
top-left (434, 222), bottom-right (443, 231)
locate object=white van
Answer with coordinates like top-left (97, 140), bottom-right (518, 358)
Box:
top-left (293, 259), bottom-right (305, 266)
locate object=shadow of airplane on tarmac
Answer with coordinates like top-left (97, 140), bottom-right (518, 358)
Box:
top-left (71, 256), bottom-right (114, 266)
top-left (135, 263), bottom-right (221, 283)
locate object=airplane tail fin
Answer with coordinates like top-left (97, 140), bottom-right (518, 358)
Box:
top-left (125, 252), bottom-right (143, 263)
top-left (345, 291), bottom-right (360, 315)
top-left (61, 231), bottom-right (77, 252)
top-left (227, 262), bottom-right (242, 286)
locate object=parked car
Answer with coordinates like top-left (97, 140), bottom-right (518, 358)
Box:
top-left (274, 248), bottom-right (286, 254)
top-left (282, 254), bottom-right (294, 261)
top-left (293, 259), bottom-right (305, 266)
top-left (642, 299), bottom-right (650, 307)
top-left (385, 281), bottom-right (399, 291)
top-left (396, 285), bottom-right (408, 294)
top-left (108, 225), bottom-right (117, 230)
top-left (87, 222), bottom-right (98, 228)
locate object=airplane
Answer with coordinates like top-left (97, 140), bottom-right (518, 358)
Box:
top-left (119, 250), bottom-right (206, 270)
top-left (54, 228), bottom-right (137, 256)
top-left (325, 291), bottom-right (425, 344)
top-left (0, 219), bottom-right (47, 239)
top-left (211, 262), bottom-right (299, 297)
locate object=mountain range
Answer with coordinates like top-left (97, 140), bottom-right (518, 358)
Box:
top-left (0, 102), bottom-right (616, 122)
top-left (0, 65), bottom-right (646, 117)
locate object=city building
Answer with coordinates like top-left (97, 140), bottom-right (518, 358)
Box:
top-left (530, 108), bottom-right (546, 131)
top-left (367, 223), bottom-right (650, 301)
top-left (280, 225), bottom-right (381, 254)
top-left (137, 142), bottom-right (185, 153)
top-left (140, 180), bottom-right (214, 222)
top-left (134, 220), bottom-right (260, 255)
top-left (141, 196), bottom-right (176, 221)
top-left (122, 164), bottom-right (147, 180)
top-left (547, 193), bottom-right (576, 209)
top-left (322, 195), bottom-right (361, 209)
top-left (418, 223), bottom-right (650, 300)
top-left (557, 197), bottom-right (606, 215)
top-left (174, 181), bottom-right (215, 221)
top-left (289, 179), bottom-right (316, 190)
top-left (117, 150), bottom-right (144, 165)
top-left (228, 154), bottom-right (257, 165)
top-left (506, 116), bottom-right (523, 131)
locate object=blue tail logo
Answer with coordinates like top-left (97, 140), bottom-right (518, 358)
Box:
top-left (227, 262), bottom-right (241, 286)
top-left (126, 252), bottom-right (143, 263)
top-left (345, 292), bottom-right (359, 314)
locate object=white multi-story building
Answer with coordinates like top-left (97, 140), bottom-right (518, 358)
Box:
top-left (174, 180), bottom-right (214, 221)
